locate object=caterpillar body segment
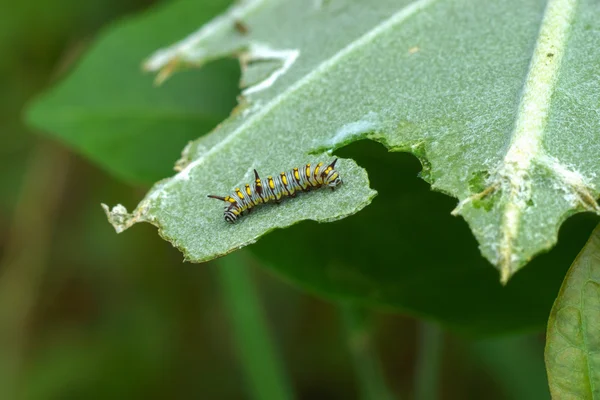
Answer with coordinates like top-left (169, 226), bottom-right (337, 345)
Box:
top-left (208, 159), bottom-right (342, 223)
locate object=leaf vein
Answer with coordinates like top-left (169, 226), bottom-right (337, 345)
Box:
top-left (496, 0), bottom-right (578, 282)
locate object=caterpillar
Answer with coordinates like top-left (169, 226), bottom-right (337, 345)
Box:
top-left (208, 159), bottom-right (343, 223)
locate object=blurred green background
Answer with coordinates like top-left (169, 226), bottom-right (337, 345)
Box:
top-left (0, 0), bottom-right (559, 398)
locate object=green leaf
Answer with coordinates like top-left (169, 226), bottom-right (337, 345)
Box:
top-left (545, 223), bottom-right (600, 399)
top-left (102, 0), bottom-right (600, 283)
top-left (26, 0), bottom-right (240, 185)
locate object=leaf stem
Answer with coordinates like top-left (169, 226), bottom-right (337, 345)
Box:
top-left (215, 253), bottom-right (294, 400)
top-left (414, 321), bottom-right (443, 400)
top-left (340, 306), bottom-right (396, 400)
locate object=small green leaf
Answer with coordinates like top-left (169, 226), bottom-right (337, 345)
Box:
top-left (102, 0), bottom-right (600, 282)
top-left (26, 0), bottom-right (239, 185)
top-left (545, 223), bottom-right (600, 399)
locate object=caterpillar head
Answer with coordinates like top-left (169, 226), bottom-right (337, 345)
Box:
top-left (323, 159), bottom-right (343, 189)
top-left (224, 209), bottom-right (238, 223)
top-left (207, 194), bottom-right (239, 223)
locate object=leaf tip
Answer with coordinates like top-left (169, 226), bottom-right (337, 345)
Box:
top-left (500, 266), bottom-right (511, 286)
top-left (101, 203), bottom-right (139, 233)
top-left (153, 64), bottom-right (175, 86)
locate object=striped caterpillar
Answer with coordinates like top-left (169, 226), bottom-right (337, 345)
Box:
top-left (208, 159), bottom-right (343, 223)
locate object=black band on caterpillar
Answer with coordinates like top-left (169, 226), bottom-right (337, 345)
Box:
top-left (208, 159), bottom-right (343, 223)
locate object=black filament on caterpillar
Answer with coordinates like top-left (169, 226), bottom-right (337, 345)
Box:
top-left (208, 159), bottom-right (343, 223)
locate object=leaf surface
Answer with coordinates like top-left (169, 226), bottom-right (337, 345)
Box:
top-left (101, 0), bottom-right (600, 281)
top-left (545, 223), bottom-right (600, 399)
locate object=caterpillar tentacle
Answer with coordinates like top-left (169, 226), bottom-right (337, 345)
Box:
top-left (208, 159), bottom-right (343, 223)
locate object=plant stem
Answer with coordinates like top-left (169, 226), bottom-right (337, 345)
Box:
top-left (0, 141), bottom-right (70, 399)
top-left (340, 305), bottom-right (396, 400)
top-left (414, 321), bottom-right (443, 400)
top-left (216, 253), bottom-right (294, 400)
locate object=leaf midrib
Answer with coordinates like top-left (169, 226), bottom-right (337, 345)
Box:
top-left (495, 0), bottom-right (579, 282)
